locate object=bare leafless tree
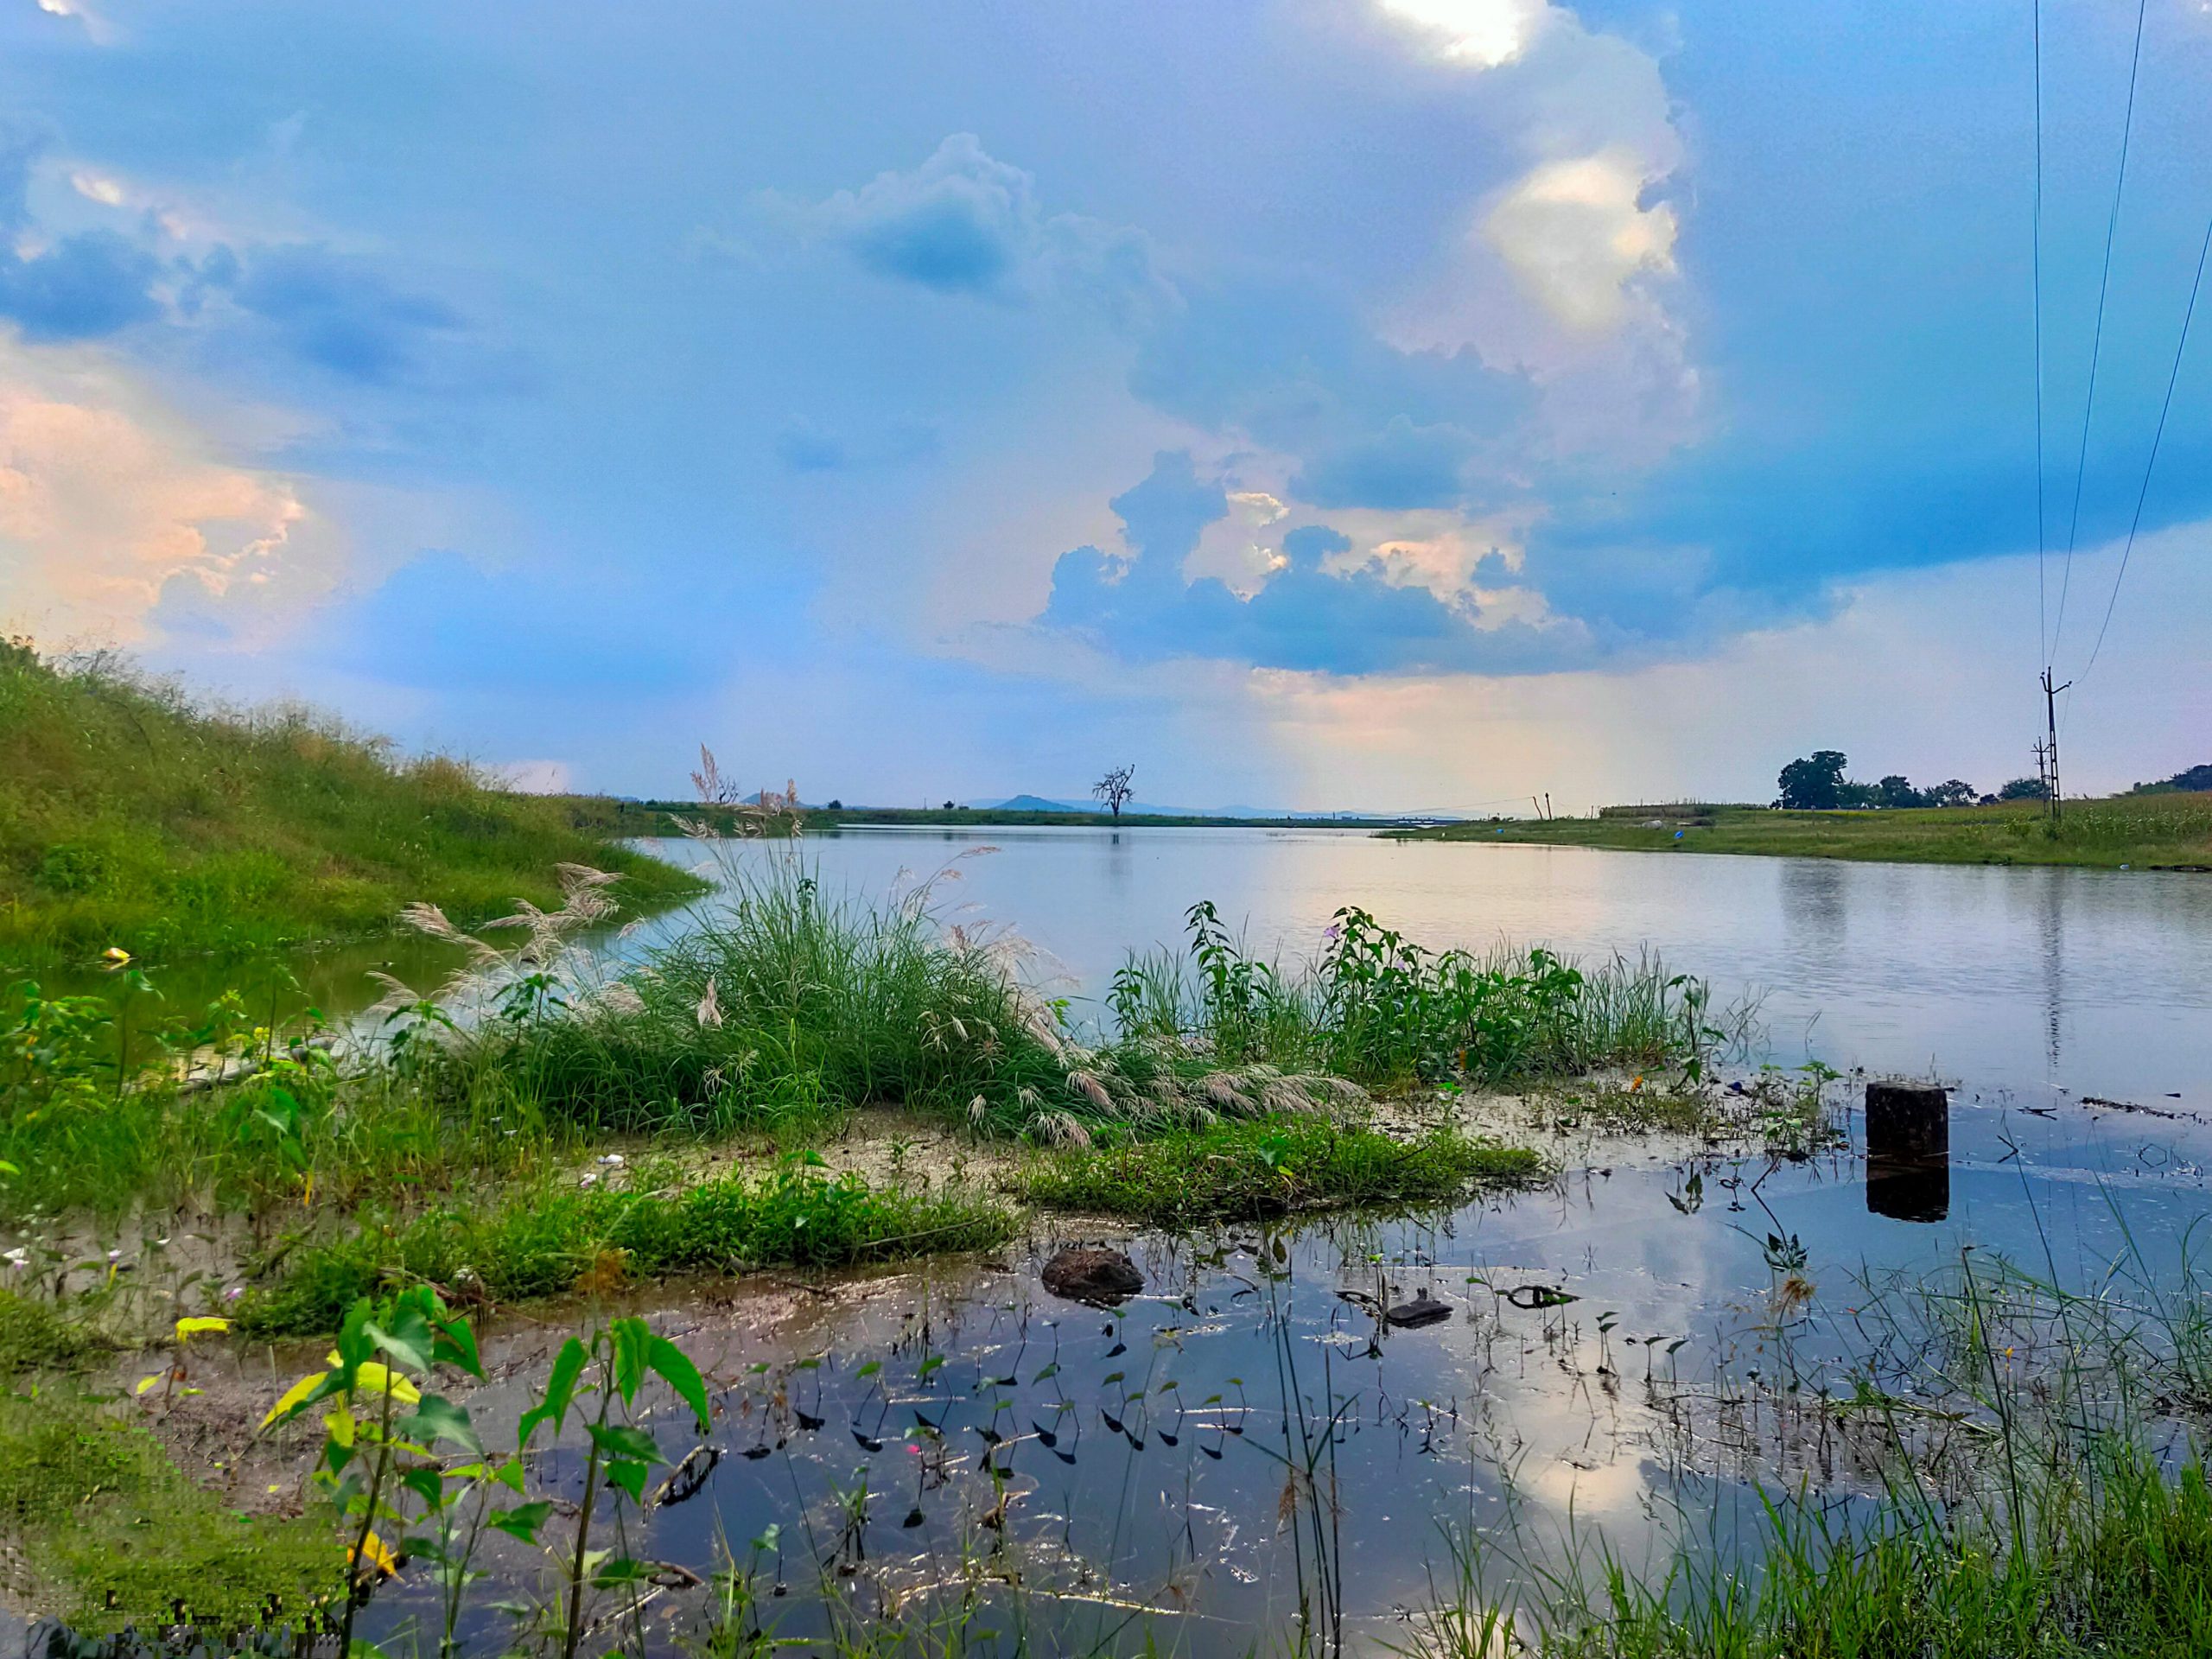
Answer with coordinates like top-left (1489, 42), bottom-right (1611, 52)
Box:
top-left (1092, 763), bottom-right (1135, 821)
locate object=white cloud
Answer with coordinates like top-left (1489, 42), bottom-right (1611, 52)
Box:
top-left (1372, 0), bottom-right (1552, 67)
top-left (33, 0), bottom-right (112, 44)
top-left (0, 337), bottom-right (341, 645)
top-left (1485, 147), bottom-right (1676, 333)
top-left (1372, 0), bottom-right (1697, 459)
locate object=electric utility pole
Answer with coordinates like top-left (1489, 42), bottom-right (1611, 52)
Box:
top-left (2039, 667), bottom-right (2071, 823)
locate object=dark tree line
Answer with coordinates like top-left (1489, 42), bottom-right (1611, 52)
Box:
top-left (1775, 751), bottom-right (1986, 810)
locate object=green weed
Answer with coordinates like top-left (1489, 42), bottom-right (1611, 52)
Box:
top-left (1022, 1114), bottom-right (1542, 1224)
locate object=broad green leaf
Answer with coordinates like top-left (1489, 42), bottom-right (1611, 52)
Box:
top-left (520, 1337), bottom-right (589, 1445)
top-left (135, 1373), bottom-right (163, 1396)
top-left (587, 1422), bottom-right (666, 1465)
top-left (593, 1555), bottom-right (652, 1586)
top-left (645, 1333), bottom-right (710, 1431)
top-left (364, 1319), bottom-right (431, 1376)
top-left (611, 1317), bottom-right (650, 1406)
top-left (433, 1313), bottom-right (483, 1380)
top-left (399, 1465), bottom-right (446, 1510)
top-left (402, 1394), bottom-right (483, 1455)
top-left (606, 1459), bottom-right (647, 1503)
top-left (487, 1500), bottom-right (553, 1543)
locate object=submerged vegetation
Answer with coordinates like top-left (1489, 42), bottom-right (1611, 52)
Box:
top-left (0, 640), bottom-right (701, 964)
top-left (1402, 789), bottom-right (2212, 870)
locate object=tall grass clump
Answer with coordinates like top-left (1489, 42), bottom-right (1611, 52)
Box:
top-left (0, 638), bottom-right (700, 964)
top-left (431, 855), bottom-right (1369, 1144)
top-left (1110, 901), bottom-right (1738, 1090)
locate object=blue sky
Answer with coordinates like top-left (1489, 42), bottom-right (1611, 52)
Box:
top-left (3, 0), bottom-right (2209, 809)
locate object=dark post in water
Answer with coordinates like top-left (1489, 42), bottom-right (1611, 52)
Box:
top-left (1865, 1079), bottom-right (1949, 1223)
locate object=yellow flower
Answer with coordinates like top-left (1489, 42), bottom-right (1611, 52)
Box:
top-left (100, 947), bottom-right (131, 969)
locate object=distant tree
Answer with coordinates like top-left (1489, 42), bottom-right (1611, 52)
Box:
top-left (1092, 763), bottom-right (1136, 821)
top-left (826, 798), bottom-right (844, 810)
top-left (1999, 775), bottom-right (2051, 802)
top-left (943, 799), bottom-right (958, 811)
top-left (1874, 774), bottom-right (1926, 810)
top-left (1834, 779), bottom-right (1880, 809)
top-left (1777, 750), bottom-right (1849, 810)
top-left (2128, 762), bottom-right (2212, 795)
top-left (1923, 779), bottom-right (1977, 808)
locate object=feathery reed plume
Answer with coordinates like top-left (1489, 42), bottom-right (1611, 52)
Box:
top-left (397, 902), bottom-right (503, 966)
top-left (695, 976), bottom-right (723, 1030)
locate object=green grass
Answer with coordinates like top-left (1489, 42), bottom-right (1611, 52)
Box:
top-left (237, 1155), bottom-right (1015, 1338)
top-left (0, 1287), bottom-right (99, 1375)
top-left (0, 640), bottom-right (702, 965)
top-left (0, 1392), bottom-right (340, 1631)
top-left (1021, 1115), bottom-right (1542, 1224)
top-left (1402, 792), bottom-right (2212, 871)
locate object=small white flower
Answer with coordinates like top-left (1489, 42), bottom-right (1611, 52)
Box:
top-left (597, 1154), bottom-right (625, 1167)
top-left (3, 1248), bottom-right (27, 1270)
top-left (579, 1171), bottom-right (600, 1187)
top-left (223, 1284), bottom-right (245, 1302)
top-left (106, 1249), bottom-right (123, 1263)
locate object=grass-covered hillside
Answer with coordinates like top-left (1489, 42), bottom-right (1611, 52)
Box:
top-left (1402, 792), bottom-right (2212, 870)
top-left (0, 640), bottom-right (702, 964)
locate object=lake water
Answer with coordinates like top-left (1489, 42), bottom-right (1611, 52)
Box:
top-left (676, 824), bottom-right (2212, 1107)
top-left (22, 828), bottom-right (2209, 1656)
top-left (322, 829), bottom-right (2212, 1656)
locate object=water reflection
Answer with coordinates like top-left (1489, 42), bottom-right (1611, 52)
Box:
top-left (346, 1085), bottom-right (2212, 1657)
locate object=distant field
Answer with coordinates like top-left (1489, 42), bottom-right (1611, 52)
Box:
top-left (0, 645), bottom-right (702, 966)
top-left (1397, 793), bottom-right (2212, 870)
top-left (597, 801), bottom-right (1402, 833)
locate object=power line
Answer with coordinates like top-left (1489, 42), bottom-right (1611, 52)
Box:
top-left (2032, 0), bottom-right (2048, 667)
top-left (2077, 209), bottom-right (2212, 683)
top-left (2050, 0), bottom-right (2149, 664)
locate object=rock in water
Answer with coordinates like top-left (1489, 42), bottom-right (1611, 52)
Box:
top-left (1384, 1293), bottom-right (1452, 1328)
top-left (1041, 1246), bottom-right (1144, 1305)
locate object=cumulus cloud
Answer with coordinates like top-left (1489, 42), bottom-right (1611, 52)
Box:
top-left (787, 134), bottom-right (1175, 323)
top-left (1484, 147), bottom-right (1676, 334)
top-left (0, 337), bottom-right (339, 643)
top-left (1039, 451), bottom-right (1580, 675)
top-left (1372, 0), bottom-right (1551, 67)
top-left (1373, 0), bottom-right (1696, 457)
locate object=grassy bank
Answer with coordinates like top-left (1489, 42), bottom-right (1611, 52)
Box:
top-left (1, 855), bottom-right (1715, 1334)
top-left (0, 641), bottom-right (702, 964)
top-left (1400, 791), bottom-right (2212, 870)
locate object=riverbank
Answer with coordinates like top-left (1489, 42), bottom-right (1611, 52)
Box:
top-left (1397, 790), bottom-right (2212, 870)
top-left (0, 645), bottom-right (703, 967)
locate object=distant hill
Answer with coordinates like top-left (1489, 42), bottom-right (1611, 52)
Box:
top-left (0, 643), bottom-right (701, 963)
top-left (995, 794), bottom-right (1080, 812)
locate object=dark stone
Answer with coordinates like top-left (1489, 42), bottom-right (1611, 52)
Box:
top-left (1865, 1080), bottom-right (1948, 1163)
top-left (1384, 1293), bottom-right (1452, 1329)
top-left (1041, 1246), bottom-right (1144, 1306)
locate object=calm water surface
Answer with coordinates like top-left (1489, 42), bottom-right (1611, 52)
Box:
top-left (348, 830), bottom-right (2212, 1654)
